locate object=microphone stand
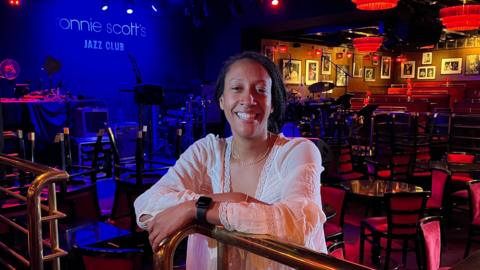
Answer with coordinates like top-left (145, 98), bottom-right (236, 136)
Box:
top-left (321, 54), bottom-right (354, 145)
top-left (321, 55), bottom-right (353, 95)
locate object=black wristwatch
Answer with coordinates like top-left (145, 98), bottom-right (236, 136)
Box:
top-left (195, 196), bottom-right (213, 223)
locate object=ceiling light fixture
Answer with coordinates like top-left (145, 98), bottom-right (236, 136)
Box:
top-left (353, 36), bottom-right (383, 53)
top-left (440, 3), bottom-right (480, 31)
top-left (351, 0), bottom-right (398, 11)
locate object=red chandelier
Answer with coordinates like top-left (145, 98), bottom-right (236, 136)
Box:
top-left (440, 5), bottom-right (480, 31)
top-left (351, 0), bottom-right (398, 11)
top-left (353, 37), bottom-right (383, 53)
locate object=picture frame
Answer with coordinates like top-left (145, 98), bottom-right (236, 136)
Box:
top-left (466, 37), bottom-right (475, 48)
top-left (417, 66), bottom-right (436, 80)
top-left (441, 58), bottom-right (462, 74)
top-left (305, 60), bottom-right (320, 85)
top-left (465, 54), bottom-right (480, 75)
top-left (336, 65), bottom-right (349, 86)
top-left (422, 52), bottom-right (432, 65)
top-left (476, 37), bottom-right (480, 47)
top-left (263, 45), bottom-right (275, 62)
top-left (353, 61), bottom-right (363, 78)
top-left (380, 56), bottom-right (391, 79)
top-left (400, 61), bottom-right (415, 79)
top-left (364, 67), bottom-right (375, 82)
top-left (281, 59), bottom-right (302, 84)
top-left (321, 53), bottom-right (332, 75)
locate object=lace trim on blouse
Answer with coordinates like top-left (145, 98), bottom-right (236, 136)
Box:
top-left (220, 135), bottom-right (280, 233)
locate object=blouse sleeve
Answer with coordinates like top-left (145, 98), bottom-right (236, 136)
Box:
top-left (134, 135), bottom-right (217, 229)
top-left (218, 139), bottom-right (325, 247)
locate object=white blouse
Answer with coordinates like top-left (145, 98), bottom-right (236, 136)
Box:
top-left (134, 133), bottom-right (327, 270)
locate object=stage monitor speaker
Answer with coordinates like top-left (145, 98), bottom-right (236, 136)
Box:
top-left (72, 107), bottom-right (109, 137)
top-left (113, 122), bottom-right (138, 162)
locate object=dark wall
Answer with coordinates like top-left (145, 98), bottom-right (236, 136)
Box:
top-left (0, 0), bottom-right (201, 123)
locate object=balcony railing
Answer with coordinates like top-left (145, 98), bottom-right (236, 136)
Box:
top-left (155, 223), bottom-right (373, 270)
top-left (0, 154), bottom-right (69, 270)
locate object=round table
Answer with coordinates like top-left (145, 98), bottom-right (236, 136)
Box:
top-left (341, 179), bottom-right (423, 197)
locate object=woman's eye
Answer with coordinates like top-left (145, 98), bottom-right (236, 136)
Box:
top-left (257, 88), bottom-right (267, 93)
top-left (230, 86), bottom-right (241, 91)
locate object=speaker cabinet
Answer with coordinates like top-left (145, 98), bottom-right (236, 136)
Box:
top-left (72, 107), bottom-right (109, 137)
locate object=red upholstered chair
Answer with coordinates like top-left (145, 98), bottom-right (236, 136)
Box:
top-left (73, 244), bottom-right (143, 270)
top-left (327, 241), bottom-right (345, 260)
top-left (360, 191), bottom-right (430, 270)
top-left (464, 180), bottom-right (480, 258)
top-left (447, 152), bottom-right (475, 184)
top-left (328, 145), bottom-right (365, 181)
top-left (416, 216), bottom-right (449, 270)
top-left (321, 185), bottom-right (346, 245)
top-left (425, 168), bottom-right (450, 217)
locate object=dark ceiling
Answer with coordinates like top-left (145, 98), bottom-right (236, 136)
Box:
top-left (182, 0), bottom-right (480, 52)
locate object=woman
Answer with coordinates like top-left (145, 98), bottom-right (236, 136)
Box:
top-left (134, 51), bottom-right (327, 269)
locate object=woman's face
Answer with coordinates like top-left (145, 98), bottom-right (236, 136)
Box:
top-left (219, 59), bottom-right (273, 139)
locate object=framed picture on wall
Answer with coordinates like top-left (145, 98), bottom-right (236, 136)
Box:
top-left (263, 45), bottom-right (275, 62)
top-left (281, 59), bottom-right (302, 84)
top-left (417, 66), bottom-right (436, 79)
top-left (466, 37), bottom-right (475, 48)
top-left (321, 53), bottom-right (332, 75)
top-left (336, 65), bottom-right (349, 86)
top-left (353, 55), bottom-right (363, 77)
top-left (441, 58), bottom-right (462, 74)
top-left (465, 55), bottom-right (480, 75)
top-left (380, 56), bottom-right (391, 79)
top-left (422, 52), bottom-right (432, 64)
top-left (305, 60), bottom-right (319, 85)
top-left (364, 67), bottom-right (375, 82)
top-left (400, 61), bottom-right (415, 79)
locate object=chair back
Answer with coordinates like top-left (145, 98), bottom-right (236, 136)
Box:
top-left (468, 180), bottom-right (480, 226)
top-left (385, 191), bottom-right (430, 236)
top-left (430, 168), bottom-right (450, 209)
top-left (417, 216), bottom-right (443, 270)
top-left (327, 241), bottom-right (345, 260)
top-left (321, 185), bottom-right (346, 227)
top-left (447, 152), bottom-right (475, 164)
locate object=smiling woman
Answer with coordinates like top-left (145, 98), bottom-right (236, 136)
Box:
top-left (134, 51), bottom-right (327, 270)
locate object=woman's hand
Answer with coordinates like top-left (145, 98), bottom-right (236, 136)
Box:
top-left (147, 200), bottom-right (195, 252)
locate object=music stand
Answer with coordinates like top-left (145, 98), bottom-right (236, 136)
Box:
top-left (357, 104), bottom-right (379, 118)
top-left (332, 93), bottom-right (355, 109)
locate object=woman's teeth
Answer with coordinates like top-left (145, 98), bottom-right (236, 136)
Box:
top-left (236, 112), bottom-right (256, 120)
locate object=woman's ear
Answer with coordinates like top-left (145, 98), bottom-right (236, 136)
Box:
top-left (219, 96), bottom-right (224, 110)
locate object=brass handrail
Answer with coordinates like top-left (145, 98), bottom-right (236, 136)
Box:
top-left (0, 154), bottom-right (69, 270)
top-left (155, 223), bottom-right (373, 270)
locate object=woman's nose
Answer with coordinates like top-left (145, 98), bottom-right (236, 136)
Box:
top-left (239, 89), bottom-right (257, 105)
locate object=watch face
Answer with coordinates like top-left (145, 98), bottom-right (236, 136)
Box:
top-left (196, 196), bottom-right (212, 208)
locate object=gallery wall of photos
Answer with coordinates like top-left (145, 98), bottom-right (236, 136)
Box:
top-left (261, 37), bottom-right (480, 98)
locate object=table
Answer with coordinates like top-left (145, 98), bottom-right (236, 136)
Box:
top-left (427, 161), bottom-right (480, 173)
top-left (341, 179), bottom-right (423, 198)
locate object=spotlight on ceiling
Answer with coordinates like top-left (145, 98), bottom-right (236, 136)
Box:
top-left (9, 0), bottom-right (21, 7)
top-left (100, 0), bottom-right (109, 11)
top-left (271, 0), bottom-right (279, 7)
top-left (126, 0), bottom-right (134, 14)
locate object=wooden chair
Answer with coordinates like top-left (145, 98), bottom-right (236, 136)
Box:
top-left (464, 180), bottom-right (480, 258)
top-left (360, 191), bottom-right (430, 269)
top-left (321, 185), bottom-right (347, 246)
top-left (416, 216), bottom-right (448, 270)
